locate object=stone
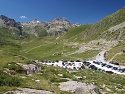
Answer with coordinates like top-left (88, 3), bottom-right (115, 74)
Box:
top-left (59, 81), bottom-right (100, 94)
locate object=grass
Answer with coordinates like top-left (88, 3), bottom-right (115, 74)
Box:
top-left (0, 34), bottom-right (125, 94)
top-left (59, 24), bottom-right (91, 43)
top-left (18, 65), bottom-right (75, 94)
top-left (3, 65), bottom-right (124, 94)
top-left (106, 43), bottom-right (125, 65)
top-left (71, 69), bottom-right (125, 94)
top-left (21, 34), bottom-right (101, 61)
top-left (70, 50), bottom-right (100, 61)
top-left (0, 86), bottom-right (17, 94)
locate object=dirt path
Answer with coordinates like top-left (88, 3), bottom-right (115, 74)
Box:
top-left (26, 44), bottom-right (45, 53)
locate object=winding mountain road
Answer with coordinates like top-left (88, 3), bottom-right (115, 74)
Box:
top-left (96, 50), bottom-right (107, 62)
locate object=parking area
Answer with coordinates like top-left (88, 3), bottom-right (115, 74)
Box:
top-left (40, 60), bottom-right (85, 70)
top-left (38, 59), bottom-right (125, 75)
top-left (84, 60), bottom-right (125, 75)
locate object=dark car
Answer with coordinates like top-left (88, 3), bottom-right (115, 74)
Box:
top-left (119, 68), bottom-right (125, 73)
top-left (112, 67), bottom-right (118, 70)
top-left (101, 63), bottom-right (107, 67)
top-left (76, 60), bottom-right (81, 62)
top-left (110, 61), bottom-right (119, 65)
top-left (83, 61), bottom-right (91, 66)
top-left (106, 71), bottom-right (114, 74)
top-left (89, 65), bottom-right (97, 70)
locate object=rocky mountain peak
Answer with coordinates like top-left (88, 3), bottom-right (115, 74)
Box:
top-left (0, 15), bottom-right (22, 36)
top-left (31, 19), bottom-right (41, 24)
top-left (52, 18), bottom-right (70, 25)
top-left (0, 15), bottom-right (19, 27)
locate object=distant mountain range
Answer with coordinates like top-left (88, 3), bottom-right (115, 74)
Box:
top-left (1, 7), bottom-right (125, 40)
top-left (0, 15), bottom-right (81, 37)
top-left (21, 18), bottom-right (81, 37)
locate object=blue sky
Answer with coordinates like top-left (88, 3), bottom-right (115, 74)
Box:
top-left (0, 0), bottom-right (125, 24)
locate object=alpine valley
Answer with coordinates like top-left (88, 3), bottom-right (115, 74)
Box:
top-left (0, 7), bottom-right (125, 94)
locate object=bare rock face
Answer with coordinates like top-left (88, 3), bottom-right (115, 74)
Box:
top-left (0, 15), bottom-right (22, 36)
top-left (59, 81), bottom-right (100, 94)
top-left (4, 88), bottom-right (54, 94)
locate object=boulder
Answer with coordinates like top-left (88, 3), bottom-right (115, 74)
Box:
top-left (59, 81), bottom-right (100, 94)
top-left (17, 63), bottom-right (41, 75)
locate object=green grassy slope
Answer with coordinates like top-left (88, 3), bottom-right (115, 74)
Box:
top-left (106, 42), bottom-right (125, 65)
top-left (0, 29), bottom-right (28, 69)
top-left (21, 33), bottom-right (99, 61)
top-left (58, 24), bottom-right (91, 43)
top-left (80, 6), bottom-right (125, 42)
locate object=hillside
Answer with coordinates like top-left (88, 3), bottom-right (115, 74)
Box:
top-left (0, 28), bottom-right (24, 69)
top-left (72, 6), bottom-right (125, 42)
top-left (20, 6), bottom-right (125, 68)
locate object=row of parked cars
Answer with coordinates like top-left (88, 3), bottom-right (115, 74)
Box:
top-left (39, 59), bottom-right (125, 75)
top-left (83, 60), bottom-right (125, 75)
top-left (40, 60), bottom-right (84, 70)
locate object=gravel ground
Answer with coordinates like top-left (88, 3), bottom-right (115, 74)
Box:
top-left (4, 88), bottom-right (54, 94)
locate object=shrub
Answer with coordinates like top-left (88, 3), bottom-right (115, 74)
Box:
top-left (50, 77), bottom-right (68, 83)
top-left (4, 62), bottom-right (25, 74)
top-left (0, 70), bottom-right (21, 86)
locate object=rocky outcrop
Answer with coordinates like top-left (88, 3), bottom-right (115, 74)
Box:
top-left (0, 15), bottom-right (22, 28)
top-left (17, 63), bottom-right (41, 75)
top-left (46, 18), bottom-right (72, 34)
top-left (0, 15), bottom-right (22, 36)
top-left (59, 81), bottom-right (100, 94)
top-left (4, 88), bottom-right (54, 94)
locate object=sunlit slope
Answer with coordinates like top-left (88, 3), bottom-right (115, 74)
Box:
top-left (80, 7), bottom-right (125, 42)
top-left (59, 24), bottom-right (91, 42)
top-left (21, 35), bottom-right (99, 61)
top-left (0, 29), bottom-right (25, 69)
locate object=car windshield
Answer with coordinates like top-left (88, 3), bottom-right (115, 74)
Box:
top-left (113, 67), bottom-right (118, 70)
top-left (106, 65), bottom-right (113, 68)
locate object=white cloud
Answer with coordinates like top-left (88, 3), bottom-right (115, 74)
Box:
top-left (20, 16), bottom-right (27, 19)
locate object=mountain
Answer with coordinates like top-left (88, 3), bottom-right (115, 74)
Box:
top-left (0, 15), bottom-right (22, 46)
top-left (0, 15), bottom-right (81, 38)
top-left (78, 6), bottom-right (125, 42)
top-left (21, 18), bottom-right (81, 37)
top-left (0, 15), bottom-right (22, 36)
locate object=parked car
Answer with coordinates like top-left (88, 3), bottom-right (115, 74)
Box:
top-left (89, 65), bottom-right (97, 70)
top-left (83, 61), bottom-right (91, 67)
